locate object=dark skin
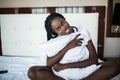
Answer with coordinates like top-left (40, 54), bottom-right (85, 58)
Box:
top-left (28, 17), bottom-right (120, 80)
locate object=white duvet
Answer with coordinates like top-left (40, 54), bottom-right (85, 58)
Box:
top-left (0, 56), bottom-right (119, 80)
top-left (0, 56), bottom-right (41, 80)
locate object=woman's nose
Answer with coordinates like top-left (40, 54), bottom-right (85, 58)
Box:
top-left (61, 26), bottom-right (66, 31)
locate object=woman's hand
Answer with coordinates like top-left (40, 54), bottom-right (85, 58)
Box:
top-left (53, 63), bottom-right (67, 72)
top-left (67, 34), bottom-right (83, 49)
top-left (47, 34), bottom-right (83, 67)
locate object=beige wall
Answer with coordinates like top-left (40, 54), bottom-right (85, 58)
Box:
top-left (0, 0), bottom-right (107, 8)
top-left (0, 0), bottom-right (120, 58)
top-left (104, 38), bottom-right (120, 57)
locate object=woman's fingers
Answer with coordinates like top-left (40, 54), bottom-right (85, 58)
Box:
top-left (68, 33), bottom-right (84, 49)
top-left (74, 34), bottom-right (83, 40)
top-left (74, 34), bottom-right (81, 39)
top-left (74, 34), bottom-right (84, 46)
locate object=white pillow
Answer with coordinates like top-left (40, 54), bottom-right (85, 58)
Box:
top-left (40, 27), bottom-right (91, 63)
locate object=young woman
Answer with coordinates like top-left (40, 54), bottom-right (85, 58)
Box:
top-left (28, 13), bottom-right (120, 80)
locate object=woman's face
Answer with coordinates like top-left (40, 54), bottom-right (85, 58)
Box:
top-left (51, 17), bottom-right (73, 35)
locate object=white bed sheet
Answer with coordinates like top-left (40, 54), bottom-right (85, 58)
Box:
top-left (0, 56), bottom-right (41, 80)
top-left (0, 56), bottom-right (120, 80)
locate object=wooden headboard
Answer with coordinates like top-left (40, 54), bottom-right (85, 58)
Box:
top-left (0, 13), bottom-right (98, 56)
top-left (0, 6), bottom-right (105, 59)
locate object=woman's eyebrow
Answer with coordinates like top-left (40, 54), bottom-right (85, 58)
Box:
top-left (54, 21), bottom-right (61, 30)
top-left (58, 20), bottom-right (62, 26)
top-left (55, 19), bottom-right (65, 30)
top-left (59, 19), bottom-right (65, 26)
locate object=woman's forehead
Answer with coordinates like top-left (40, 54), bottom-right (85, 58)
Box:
top-left (51, 17), bottom-right (61, 25)
top-left (51, 18), bottom-right (59, 26)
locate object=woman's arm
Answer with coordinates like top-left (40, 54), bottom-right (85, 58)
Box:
top-left (47, 45), bottom-right (69, 67)
top-left (53, 40), bottom-right (98, 71)
top-left (47, 34), bottom-right (83, 67)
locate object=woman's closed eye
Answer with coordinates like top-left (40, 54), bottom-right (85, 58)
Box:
top-left (56, 20), bottom-right (66, 31)
top-left (56, 26), bottom-right (61, 31)
top-left (58, 20), bottom-right (66, 27)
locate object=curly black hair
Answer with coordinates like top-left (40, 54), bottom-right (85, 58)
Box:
top-left (45, 13), bottom-right (65, 40)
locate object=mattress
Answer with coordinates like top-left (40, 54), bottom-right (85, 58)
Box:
top-left (0, 56), bottom-right (41, 80)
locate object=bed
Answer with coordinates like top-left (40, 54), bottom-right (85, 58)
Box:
top-left (0, 13), bottom-right (120, 80)
top-left (0, 56), bottom-right (41, 80)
